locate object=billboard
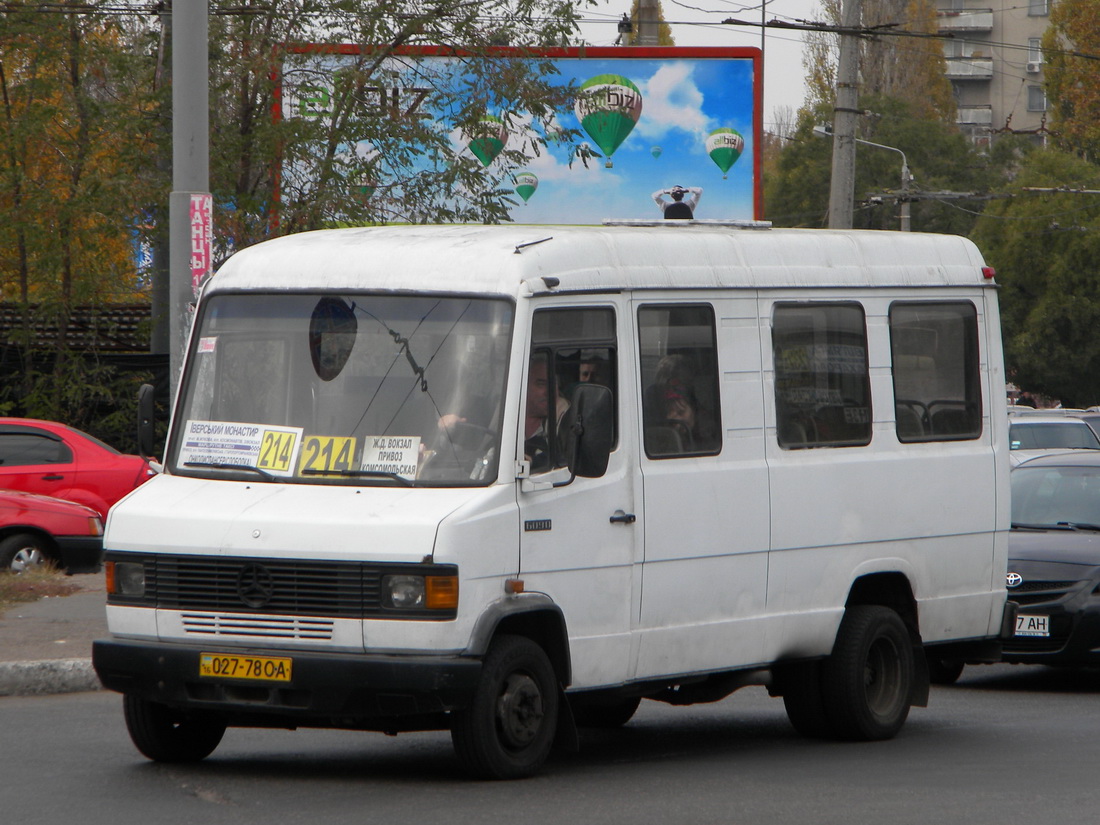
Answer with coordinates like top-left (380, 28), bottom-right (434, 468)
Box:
top-left (277, 46), bottom-right (762, 224)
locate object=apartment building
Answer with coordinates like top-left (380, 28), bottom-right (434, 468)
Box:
top-left (936, 0), bottom-right (1052, 147)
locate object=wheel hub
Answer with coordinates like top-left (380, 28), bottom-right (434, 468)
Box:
top-left (496, 672), bottom-right (544, 748)
top-left (11, 546), bottom-right (46, 573)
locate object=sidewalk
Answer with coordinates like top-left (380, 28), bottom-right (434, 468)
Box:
top-left (0, 571), bottom-right (107, 696)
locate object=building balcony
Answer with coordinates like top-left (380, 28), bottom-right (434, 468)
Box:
top-left (957, 106), bottom-right (993, 126)
top-left (945, 58), bottom-right (993, 80)
top-left (937, 10), bottom-right (993, 32)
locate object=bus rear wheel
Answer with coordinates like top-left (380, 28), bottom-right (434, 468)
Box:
top-left (822, 605), bottom-right (913, 741)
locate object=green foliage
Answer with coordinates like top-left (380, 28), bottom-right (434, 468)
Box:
top-left (765, 97), bottom-right (996, 232)
top-left (971, 149), bottom-right (1100, 407)
top-left (2, 351), bottom-right (151, 453)
top-left (764, 105), bottom-right (834, 227)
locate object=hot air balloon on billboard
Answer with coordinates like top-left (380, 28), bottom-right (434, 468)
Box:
top-left (513, 172), bottom-right (538, 204)
top-left (705, 128), bottom-right (745, 179)
top-left (466, 115), bottom-right (508, 167)
top-left (574, 74), bottom-right (643, 168)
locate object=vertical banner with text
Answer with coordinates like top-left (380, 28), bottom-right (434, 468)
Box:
top-left (190, 193), bottom-right (213, 296)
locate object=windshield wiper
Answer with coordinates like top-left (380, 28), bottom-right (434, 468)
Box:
top-left (1012, 521), bottom-right (1100, 532)
top-left (301, 468), bottom-right (414, 487)
top-left (184, 461), bottom-right (277, 481)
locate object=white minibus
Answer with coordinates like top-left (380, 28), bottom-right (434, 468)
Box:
top-left (94, 222), bottom-right (1012, 778)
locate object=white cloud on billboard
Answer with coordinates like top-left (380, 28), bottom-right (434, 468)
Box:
top-left (635, 63), bottom-right (708, 141)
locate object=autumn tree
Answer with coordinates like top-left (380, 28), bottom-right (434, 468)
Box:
top-left (621, 0), bottom-right (675, 47)
top-left (802, 0), bottom-right (954, 123)
top-left (0, 10), bottom-right (152, 306)
top-left (1, 0), bottom-right (595, 441)
top-left (1042, 0), bottom-right (1100, 160)
top-left (0, 7), bottom-right (157, 434)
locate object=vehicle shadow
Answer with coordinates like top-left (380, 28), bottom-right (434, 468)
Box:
top-left (951, 663), bottom-right (1100, 694)
top-left (125, 696), bottom-right (809, 784)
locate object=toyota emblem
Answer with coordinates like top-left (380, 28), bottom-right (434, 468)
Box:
top-left (1006, 572), bottom-right (1023, 589)
top-left (237, 563), bottom-right (275, 608)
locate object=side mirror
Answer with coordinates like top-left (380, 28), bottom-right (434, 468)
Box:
top-left (561, 383), bottom-right (613, 479)
top-left (137, 383), bottom-right (156, 459)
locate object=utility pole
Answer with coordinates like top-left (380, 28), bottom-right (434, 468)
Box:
top-left (636, 0), bottom-right (660, 46)
top-left (168, 0), bottom-right (211, 402)
top-left (828, 0), bottom-right (861, 229)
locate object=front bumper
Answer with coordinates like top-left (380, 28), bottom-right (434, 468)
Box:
top-left (54, 535), bottom-right (103, 574)
top-left (1002, 597), bottom-right (1100, 666)
top-left (92, 638), bottom-right (483, 729)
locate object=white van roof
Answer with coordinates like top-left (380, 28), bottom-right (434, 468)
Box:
top-left (208, 224), bottom-right (992, 297)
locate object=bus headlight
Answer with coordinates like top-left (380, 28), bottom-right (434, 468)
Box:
top-left (382, 574), bottom-right (459, 610)
top-left (106, 561), bottom-right (146, 597)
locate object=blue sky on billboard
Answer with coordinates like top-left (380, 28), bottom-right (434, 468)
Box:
top-left (280, 48), bottom-right (760, 224)
top-left (470, 54), bottom-right (756, 222)
top-left (577, 0), bottom-right (818, 129)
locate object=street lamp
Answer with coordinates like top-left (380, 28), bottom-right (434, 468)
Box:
top-left (813, 125), bottom-right (912, 232)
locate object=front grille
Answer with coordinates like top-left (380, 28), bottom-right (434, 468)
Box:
top-left (181, 612), bottom-right (335, 640)
top-left (152, 557), bottom-right (368, 617)
top-left (1007, 579), bottom-right (1080, 606)
top-left (1004, 634), bottom-right (1070, 653)
top-left (107, 552), bottom-right (455, 620)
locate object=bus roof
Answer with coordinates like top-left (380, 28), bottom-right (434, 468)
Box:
top-left (207, 224), bottom-right (992, 298)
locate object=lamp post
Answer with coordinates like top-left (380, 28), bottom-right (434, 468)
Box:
top-left (814, 126), bottom-right (912, 232)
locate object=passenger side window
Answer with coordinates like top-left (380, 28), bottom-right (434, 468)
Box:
top-left (638, 304), bottom-right (722, 458)
top-left (890, 302), bottom-right (982, 442)
top-left (529, 307), bottom-right (617, 473)
top-left (0, 432), bottom-right (72, 466)
top-left (773, 303), bottom-right (871, 449)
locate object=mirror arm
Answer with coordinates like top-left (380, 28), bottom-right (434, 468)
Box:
top-left (554, 412), bottom-right (586, 488)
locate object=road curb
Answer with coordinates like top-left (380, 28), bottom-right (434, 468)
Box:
top-left (0, 658), bottom-right (101, 697)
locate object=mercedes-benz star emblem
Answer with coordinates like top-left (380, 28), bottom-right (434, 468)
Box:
top-left (1006, 572), bottom-right (1023, 588)
top-left (237, 563), bottom-right (275, 608)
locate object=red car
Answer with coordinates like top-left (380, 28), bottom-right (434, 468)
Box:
top-left (0, 418), bottom-right (155, 519)
top-left (0, 490), bottom-right (104, 573)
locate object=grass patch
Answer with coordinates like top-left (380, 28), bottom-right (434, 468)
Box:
top-left (0, 566), bottom-right (80, 613)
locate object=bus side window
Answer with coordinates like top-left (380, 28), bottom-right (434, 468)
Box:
top-left (638, 304), bottom-right (722, 458)
top-left (772, 302), bottom-right (871, 449)
top-left (530, 307), bottom-right (618, 472)
top-left (889, 302), bottom-right (982, 443)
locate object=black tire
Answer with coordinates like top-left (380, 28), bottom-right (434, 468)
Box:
top-left (123, 694), bottom-right (226, 762)
top-left (926, 653), bottom-right (965, 686)
top-left (0, 533), bottom-right (51, 573)
top-left (450, 635), bottom-right (559, 779)
top-left (570, 693), bottom-right (641, 729)
top-left (779, 661), bottom-right (837, 739)
top-left (821, 605), bottom-right (914, 741)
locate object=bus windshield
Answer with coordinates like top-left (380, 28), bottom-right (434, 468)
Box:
top-left (168, 293), bottom-right (514, 486)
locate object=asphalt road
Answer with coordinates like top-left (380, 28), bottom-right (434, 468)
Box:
top-left (3, 663), bottom-right (1099, 825)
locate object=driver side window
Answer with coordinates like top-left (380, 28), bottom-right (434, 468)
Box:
top-left (527, 307), bottom-right (617, 474)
